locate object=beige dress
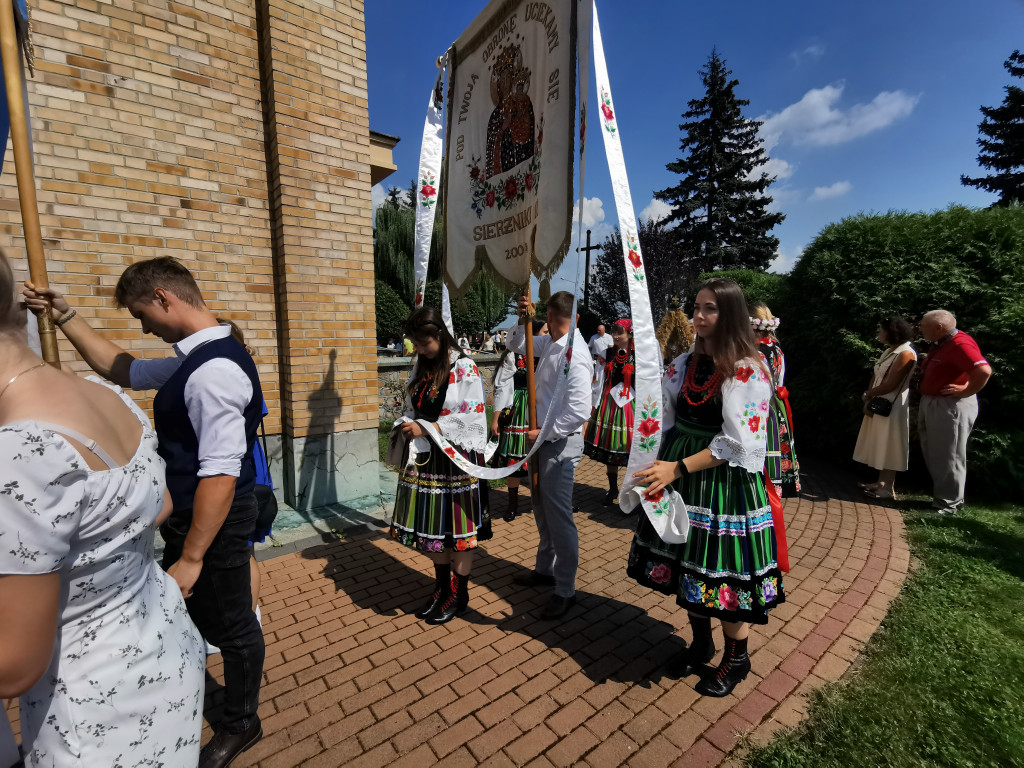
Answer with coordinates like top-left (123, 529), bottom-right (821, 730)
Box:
top-left (853, 342), bottom-right (917, 471)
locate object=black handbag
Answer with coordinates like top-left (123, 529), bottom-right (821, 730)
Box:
top-left (497, 407), bottom-right (514, 431)
top-left (866, 396), bottom-right (893, 417)
top-left (865, 350), bottom-right (910, 418)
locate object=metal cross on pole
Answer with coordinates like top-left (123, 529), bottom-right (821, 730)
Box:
top-left (576, 228), bottom-right (602, 311)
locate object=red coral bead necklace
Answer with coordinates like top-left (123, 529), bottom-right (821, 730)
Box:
top-left (683, 357), bottom-right (720, 407)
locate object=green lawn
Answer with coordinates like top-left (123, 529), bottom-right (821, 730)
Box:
top-left (744, 501), bottom-right (1024, 768)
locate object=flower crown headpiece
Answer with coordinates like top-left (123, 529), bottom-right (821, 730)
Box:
top-left (750, 316), bottom-right (781, 332)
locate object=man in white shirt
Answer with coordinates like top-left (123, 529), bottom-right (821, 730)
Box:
top-left (457, 332), bottom-right (471, 351)
top-left (23, 258), bottom-right (265, 768)
top-left (588, 324), bottom-right (613, 362)
top-left (507, 291), bottom-right (594, 619)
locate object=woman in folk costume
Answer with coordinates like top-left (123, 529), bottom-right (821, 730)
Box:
top-left (389, 307), bottom-right (491, 625)
top-left (584, 319), bottom-right (635, 504)
top-left (750, 302), bottom-right (801, 497)
top-left (629, 279), bottom-right (785, 697)
top-left (491, 317), bottom-right (547, 522)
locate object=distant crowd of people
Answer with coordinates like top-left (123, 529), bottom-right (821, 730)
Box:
top-left (0, 248), bottom-right (994, 765)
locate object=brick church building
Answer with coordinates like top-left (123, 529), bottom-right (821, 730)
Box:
top-left (0, 0), bottom-right (396, 510)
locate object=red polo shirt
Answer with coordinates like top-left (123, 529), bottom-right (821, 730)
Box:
top-left (919, 330), bottom-right (989, 396)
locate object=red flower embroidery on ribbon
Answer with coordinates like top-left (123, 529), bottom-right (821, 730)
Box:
top-left (565, 347), bottom-right (573, 362)
top-left (644, 488), bottom-right (665, 503)
top-left (601, 103), bottom-right (614, 122)
top-left (420, 184), bottom-right (436, 199)
top-left (748, 415), bottom-right (761, 433)
top-left (627, 249), bottom-right (642, 268)
top-left (470, 166), bottom-right (480, 180)
top-left (485, 190), bottom-right (496, 207)
top-left (538, 127), bottom-right (544, 146)
top-left (414, 293), bottom-right (423, 305)
top-left (736, 367), bottom-right (754, 382)
top-left (444, 447), bottom-right (456, 458)
top-left (516, 357), bottom-right (526, 369)
top-left (525, 172), bottom-right (534, 192)
top-left (638, 418), bottom-right (659, 437)
top-left (504, 178), bottom-right (518, 200)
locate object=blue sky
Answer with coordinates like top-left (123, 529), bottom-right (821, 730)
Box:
top-left (366, 0), bottom-right (1023, 297)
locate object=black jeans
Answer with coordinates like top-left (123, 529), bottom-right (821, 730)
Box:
top-left (161, 493), bottom-right (265, 734)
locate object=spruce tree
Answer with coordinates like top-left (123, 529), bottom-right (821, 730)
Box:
top-left (656, 50), bottom-right (784, 274)
top-left (961, 50), bottom-right (1024, 205)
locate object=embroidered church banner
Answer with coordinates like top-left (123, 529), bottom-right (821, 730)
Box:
top-left (444, 0), bottom-right (576, 295)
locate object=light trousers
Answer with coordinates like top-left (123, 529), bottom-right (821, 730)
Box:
top-left (532, 433), bottom-right (583, 598)
top-left (918, 394), bottom-right (978, 512)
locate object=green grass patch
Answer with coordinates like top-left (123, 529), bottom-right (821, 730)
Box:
top-left (744, 501), bottom-right (1024, 768)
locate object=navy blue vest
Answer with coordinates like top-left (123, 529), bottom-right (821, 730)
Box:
top-left (153, 334), bottom-right (263, 516)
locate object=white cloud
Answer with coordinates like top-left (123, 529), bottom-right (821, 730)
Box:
top-left (573, 196), bottom-right (606, 229)
top-left (766, 186), bottom-right (804, 214)
top-left (769, 247), bottom-right (803, 274)
top-left (639, 198), bottom-right (672, 223)
top-left (753, 156), bottom-right (794, 181)
top-left (371, 182), bottom-right (387, 214)
top-left (809, 180), bottom-right (852, 201)
top-left (759, 83), bottom-right (919, 150)
top-left (789, 44), bottom-right (825, 66)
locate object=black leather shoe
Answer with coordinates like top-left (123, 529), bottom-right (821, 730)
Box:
top-left (513, 570), bottom-right (556, 587)
top-left (695, 654), bottom-right (751, 698)
top-left (414, 586), bottom-right (448, 619)
top-left (425, 591), bottom-right (468, 625)
top-left (540, 594), bottom-right (576, 619)
top-left (666, 640), bottom-right (716, 678)
top-left (199, 719), bottom-right (262, 768)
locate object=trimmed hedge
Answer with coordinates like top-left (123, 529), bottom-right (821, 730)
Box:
top-left (781, 205), bottom-right (1024, 498)
top-left (375, 279), bottom-right (409, 344)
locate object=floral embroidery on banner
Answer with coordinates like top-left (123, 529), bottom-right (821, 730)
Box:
top-left (599, 87), bottom-right (616, 134)
top-left (467, 116), bottom-right (543, 219)
top-left (636, 396), bottom-right (661, 452)
top-left (625, 232), bottom-right (645, 285)
top-left (419, 172), bottom-right (437, 208)
top-left (414, 277), bottom-right (425, 308)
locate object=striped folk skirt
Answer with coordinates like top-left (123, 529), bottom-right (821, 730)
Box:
top-left (491, 387), bottom-right (530, 478)
top-left (583, 392), bottom-right (634, 466)
top-left (627, 421), bottom-right (785, 624)
top-left (765, 392), bottom-right (800, 497)
top-left (390, 440), bottom-right (491, 553)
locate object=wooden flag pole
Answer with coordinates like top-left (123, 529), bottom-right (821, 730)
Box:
top-left (0, 1), bottom-right (59, 367)
top-left (523, 283), bottom-right (540, 494)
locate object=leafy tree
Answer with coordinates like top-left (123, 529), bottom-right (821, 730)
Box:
top-left (782, 206), bottom-right (1024, 500)
top-left (961, 50), bottom-right (1024, 205)
top-left (656, 50), bottom-right (784, 275)
top-left (697, 268), bottom-right (786, 311)
top-left (374, 279), bottom-right (409, 344)
top-left (588, 218), bottom-right (688, 328)
top-left (373, 199), bottom-right (444, 305)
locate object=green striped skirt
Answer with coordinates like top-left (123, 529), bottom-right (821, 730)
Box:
top-left (391, 441), bottom-right (492, 553)
top-left (583, 392), bottom-right (634, 466)
top-left (492, 387), bottom-right (530, 477)
top-left (627, 421), bottom-right (784, 624)
top-left (765, 394), bottom-right (800, 497)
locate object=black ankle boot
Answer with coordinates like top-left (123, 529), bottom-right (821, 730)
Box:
top-left (415, 564), bottom-right (451, 619)
top-left (604, 487), bottom-right (618, 505)
top-left (667, 616), bottom-right (715, 677)
top-left (504, 490), bottom-right (520, 522)
top-left (696, 636), bottom-right (750, 697)
top-left (425, 572), bottom-right (469, 625)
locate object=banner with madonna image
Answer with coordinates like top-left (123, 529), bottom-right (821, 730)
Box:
top-left (443, 0), bottom-right (576, 296)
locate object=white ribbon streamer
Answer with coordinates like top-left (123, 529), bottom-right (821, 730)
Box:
top-left (413, 62), bottom-right (453, 335)
top-left (592, 5), bottom-right (687, 542)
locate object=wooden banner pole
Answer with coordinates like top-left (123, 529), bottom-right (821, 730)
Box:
top-left (523, 283), bottom-right (540, 494)
top-left (0, 2), bottom-right (59, 367)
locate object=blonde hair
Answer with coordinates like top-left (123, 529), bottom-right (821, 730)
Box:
top-left (0, 250), bottom-right (21, 331)
top-left (656, 307), bottom-right (695, 363)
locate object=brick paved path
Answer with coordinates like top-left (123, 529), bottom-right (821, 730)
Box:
top-left (3, 458), bottom-right (908, 767)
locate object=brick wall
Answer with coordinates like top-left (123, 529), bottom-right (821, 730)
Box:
top-left (1, 0), bottom-right (378, 508)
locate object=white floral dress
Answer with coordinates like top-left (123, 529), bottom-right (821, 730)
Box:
top-left (0, 379), bottom-right (204, 767)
